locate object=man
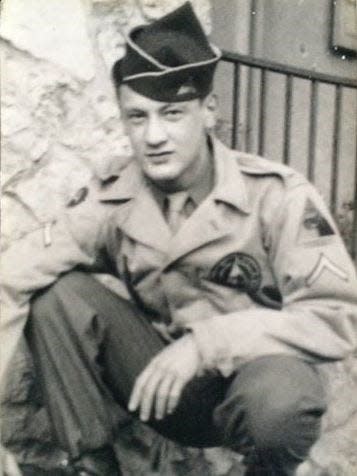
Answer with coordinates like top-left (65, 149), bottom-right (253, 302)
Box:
top-left (1, 3), bottom-right (357, 475)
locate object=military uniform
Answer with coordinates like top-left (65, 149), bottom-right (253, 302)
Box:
top-left (2, 137), bottom-right (357, 385)
top-left (2, 2), bottom-right (357, 474)
top-left (2, 138), bottom-right (357, 472)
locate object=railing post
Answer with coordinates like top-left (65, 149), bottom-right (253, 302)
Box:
top-left (308, 79), bottom-right (318, 183)
top-left (330, 85), bottom-right (342, 216)
top-left (283, 75), bottom-right (293, 165)
top-left (231, 63), bottom-right (241, 149)
top-left (352, 103), bottom-right (357, 262)
top-left (258, 69), bottom-right (267, 156)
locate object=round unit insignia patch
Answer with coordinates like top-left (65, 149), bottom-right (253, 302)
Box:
top-left (209, 252), bottom-right (262, 293)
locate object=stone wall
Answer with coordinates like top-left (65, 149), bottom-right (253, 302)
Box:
top-left (1, 1), bottom-right (357, 475)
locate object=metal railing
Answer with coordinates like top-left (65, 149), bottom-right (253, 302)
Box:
top-left (221, 50), bottom-right (357, 260)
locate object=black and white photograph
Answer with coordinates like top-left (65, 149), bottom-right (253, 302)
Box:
top-left (1, 1), bottom-right (357, 475)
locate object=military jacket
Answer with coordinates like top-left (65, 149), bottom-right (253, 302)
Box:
top-left (2, 138), bottom-right (357, 385)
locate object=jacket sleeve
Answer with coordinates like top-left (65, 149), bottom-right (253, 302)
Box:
top-left (189, 181), bottom-right (357, 375)
top-left (0, 201), bottom-right (112, 388)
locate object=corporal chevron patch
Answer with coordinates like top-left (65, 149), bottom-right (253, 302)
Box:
top-left (306, 253), bottom-right (349, 286)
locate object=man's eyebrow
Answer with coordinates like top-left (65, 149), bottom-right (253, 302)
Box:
top-left (160, 103), bottom-right (186, 111)
top-left (123, 107), bottom-right (146, 113)
top-left (122, 103), bottom-right (186, 114)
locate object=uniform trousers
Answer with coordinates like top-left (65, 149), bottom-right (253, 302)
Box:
top-left (27, 271), bottom-right (327, 475)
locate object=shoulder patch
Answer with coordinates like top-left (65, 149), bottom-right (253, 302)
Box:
top-left (297, 198), bottom-right (335, 244)
top-left (66, 186), bottom-right (89, 207)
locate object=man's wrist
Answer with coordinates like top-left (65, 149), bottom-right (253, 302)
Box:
top-left (181, 331), bottom-right (205, 375)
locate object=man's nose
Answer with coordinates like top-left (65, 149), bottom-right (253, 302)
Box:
top-left (145, 116), bottom-right (168, 147)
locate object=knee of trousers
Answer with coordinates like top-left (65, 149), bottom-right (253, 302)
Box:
top-left (29, 271), bottom-right (103, 331)
top-left (214, 355), bottom-right (327, 456)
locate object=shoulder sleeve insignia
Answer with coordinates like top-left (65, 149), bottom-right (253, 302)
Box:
top-left (297, 198), bottom-right (335, 244)
top-left (306, 253), bottom-right (349, 286)
top-left (66, 186), bottom-right (89, 208)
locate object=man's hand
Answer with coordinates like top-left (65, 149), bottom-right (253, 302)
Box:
top-left (128, 334), bottom-right (202, 421)
top-left (1, 445), bottom-right (22, 476)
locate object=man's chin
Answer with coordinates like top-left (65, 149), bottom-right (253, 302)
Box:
top-left (144, 167), bottom-right (181, 187)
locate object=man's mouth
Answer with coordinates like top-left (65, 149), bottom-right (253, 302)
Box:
top-left (146, 151), bottom-right (173, 157)
top-left (146, 151), bottom-right (174, 163)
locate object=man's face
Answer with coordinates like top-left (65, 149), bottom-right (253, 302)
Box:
top-left (119, 85), bottom-right (215, 190)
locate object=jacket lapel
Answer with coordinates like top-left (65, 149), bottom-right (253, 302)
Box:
top-left (166, 200), bottom-right (232, 265)
top-left (98, 161), bottom-right (171, 253)
top-left (121, 185), bottom-right (171, 252)
top-left (98, 139), bottom-right (251, 259)
top-left (166, 139), bottom-right (251, 264)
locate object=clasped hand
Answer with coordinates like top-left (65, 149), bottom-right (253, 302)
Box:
top-left (128, 334), bottom-right (202, 421)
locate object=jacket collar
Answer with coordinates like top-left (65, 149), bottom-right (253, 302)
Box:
top-left (97, 136), bottom-right (251, 257)
top-left (98, 136), bottom-right (251, 215)
top-left (98, 160), bottom-right (143, 202)
top-left (211, 137), bottom-right (251, 214)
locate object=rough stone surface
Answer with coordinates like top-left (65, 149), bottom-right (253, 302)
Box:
top-left (1, 1), bottom-right (356, 475)
top-left (1, 0), bottom-right (95, 81)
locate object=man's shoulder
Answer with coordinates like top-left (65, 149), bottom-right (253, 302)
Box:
top-left (214, 138), bottom-right (308, 191)
top-left (234, 150), bottom-right (307, 190)
top-left (1, 171), bottom-right (130, 249)
top-left (66, 159), bottom-right (139, 208)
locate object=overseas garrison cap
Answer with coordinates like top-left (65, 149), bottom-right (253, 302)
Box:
top-left (112, 1), bottom-right (221, 102)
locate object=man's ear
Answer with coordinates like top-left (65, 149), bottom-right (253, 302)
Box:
top-left (203, 93), bottom-right (218, 131)
top-left (116, 88), bottom-right (129, 134)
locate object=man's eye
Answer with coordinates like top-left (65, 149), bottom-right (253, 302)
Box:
top-left (127, 113), bottom-right (146, 124)
top-left (164, 109), bottom-right (183, 119)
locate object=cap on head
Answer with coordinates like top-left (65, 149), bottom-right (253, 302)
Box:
top-left (112, 1), bottom-right (221, 102)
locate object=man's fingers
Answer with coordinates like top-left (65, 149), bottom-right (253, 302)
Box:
top-left (128, 336), bottom-right (200, 421)
top-left (155, 373), bottom-right (176, 420)
top-left (167, 378), bottom-right (185, 415)
top-left (1, 445), bottom-right (22, 476)
top-left (139, 369), bottom-right (163, 421)
top-left (128, 364), bottom-right (156, 412)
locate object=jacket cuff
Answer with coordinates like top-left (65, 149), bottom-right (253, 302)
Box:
top-left (188, 321), bottom-right (236, 376)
